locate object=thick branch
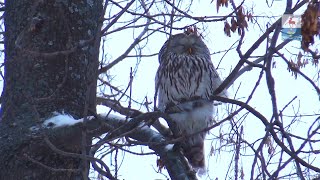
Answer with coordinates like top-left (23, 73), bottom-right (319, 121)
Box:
top-left (30, 112), bottom-right (197, 180)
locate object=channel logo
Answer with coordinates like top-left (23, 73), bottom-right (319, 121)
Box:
top-left (281, 14), bottom-right (302, 41)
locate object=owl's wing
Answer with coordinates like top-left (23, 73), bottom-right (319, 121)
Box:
top-left (155, 66), bottom-right (167, 111)
top-left (197, 59), bottom-right (227, 99)
top-left (208, 61), bottom-right (228, 98)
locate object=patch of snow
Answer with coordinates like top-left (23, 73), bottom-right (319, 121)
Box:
top-left (42, 112), bottom-right (83, 128)
top-left (196, 167), bottom-right (208, 178)
top-left (30, 106), bottom-right (127, 131)
top-left (97, 105), bottom-right (127, 121)
top-left (98, 113), bottom-right (126, 121)
top-left (164, 144), bottom-right (174, 151)
top-left (96, 104), bottom-right (110, 114)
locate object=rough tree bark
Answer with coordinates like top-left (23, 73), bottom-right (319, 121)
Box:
top-left (0, 0), bottom-right (102, 179)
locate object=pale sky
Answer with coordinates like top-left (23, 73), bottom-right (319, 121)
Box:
top-left (0, 0), bottom-right (318, 179)
top-left (94, 1), bottom-right (320, 179)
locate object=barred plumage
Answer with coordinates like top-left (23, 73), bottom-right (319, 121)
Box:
top-left (155, 31), bottom-right (225, 172)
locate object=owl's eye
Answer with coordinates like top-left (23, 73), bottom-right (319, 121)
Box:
top-left (174, 46), bottom-right (185, 53)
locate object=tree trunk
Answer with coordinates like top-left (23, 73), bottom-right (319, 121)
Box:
top-left (0, 0), bottom-right (102, 179)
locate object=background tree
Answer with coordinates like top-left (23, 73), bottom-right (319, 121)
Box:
top-left (0, 0), bottom-right (320, 180)
top-left (0, 0), bottom-right (102, 179)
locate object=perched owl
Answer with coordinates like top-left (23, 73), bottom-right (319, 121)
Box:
top-left (155, 29), bottom-right (226, 172)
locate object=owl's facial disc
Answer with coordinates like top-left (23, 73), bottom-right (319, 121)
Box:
top-left (169, 33), bottom-right (202, 55)
top-left (179, 34), bottom-right (197, 54)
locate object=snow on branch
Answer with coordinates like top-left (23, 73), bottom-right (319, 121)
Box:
top-left (29, 107), bottom-right (127, 131)
top-left (42, 112), bottom-right (86, 128)
top-left (27, 106), bottom-right (197, 179)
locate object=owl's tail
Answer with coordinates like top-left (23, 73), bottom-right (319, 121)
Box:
top-left (183, 139), bottom-right (205, 170)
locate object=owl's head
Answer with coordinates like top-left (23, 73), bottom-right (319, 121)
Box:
top-left (160, 32), bottom-right (210, 59)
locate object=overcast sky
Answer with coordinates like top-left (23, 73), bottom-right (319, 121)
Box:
top-left (92, 0), bottom-right (320, 179)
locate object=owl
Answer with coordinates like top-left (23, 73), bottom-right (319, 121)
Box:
top-left (155, 28), bottom-right (226, 172)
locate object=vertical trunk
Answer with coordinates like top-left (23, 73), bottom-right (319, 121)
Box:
top-left (0, 0), bottom-right (102, 179)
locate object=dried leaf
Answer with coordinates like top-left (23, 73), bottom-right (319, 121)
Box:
top-left (210, 146), bottom-right (214, 156)
top-left (224, 21), bottom-right (231, 37)
top-left (219, 132), bottom-right (224, 143)
top-left (268, 146), bottom-right (274, 155)
top-left (240, 167), bottom-right (245, 180)
top-left (243, 19), bottom-right (248, 29)
top-left (301, 2), bottom-right (319, 51)
top-left (247, 13), bottom-right (253, 22)
top-left (216, 0), bottom-right (221, 13)
top-left (265, 136), bottom-right (271, 146)
top-left (156, 158), bottom-right (165, 172)
top-left (237, 27), bottom-right (242, 36)
top-left (231, 17), bottom-right (237, 32)
top-left (314, 58), bottom-right (319, 65)
top-left (222, 0), bottom-right (228, 6)
top-left (297, 52), bottom-right (303, 62)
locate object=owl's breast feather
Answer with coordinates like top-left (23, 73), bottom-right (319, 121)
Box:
top-left (168, 100), bottom-right (214, 134)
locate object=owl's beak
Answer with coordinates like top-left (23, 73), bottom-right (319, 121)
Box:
top-left (185, 36), bottom-right (195, 54)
